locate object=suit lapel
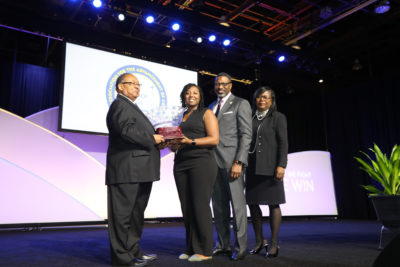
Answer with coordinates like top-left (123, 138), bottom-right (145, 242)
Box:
top-left (117, 95), bottom-right (155, 131)
top-left (218, 94), bottom-right (235, 120)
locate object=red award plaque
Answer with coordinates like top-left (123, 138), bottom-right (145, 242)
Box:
top-left (156, 126), bottom-right (184, 140)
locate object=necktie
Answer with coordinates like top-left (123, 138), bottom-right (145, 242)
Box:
top-left (215, 98), bottom-right (222, 117)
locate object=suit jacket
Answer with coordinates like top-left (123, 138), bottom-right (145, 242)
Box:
top-left (105, 95), bottom-right (160, 185)
top-left (209, 94), bottom-right (252, 168)
top-left (250, 110), bottom-right (288, 176)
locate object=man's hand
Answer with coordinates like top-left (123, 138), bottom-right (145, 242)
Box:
top-left (166, 139), bottom-right (183, 152)
top-left (153, 134), bottom-right (165, 144)
top-left (230, 162), bottom-right (243, 179)
top-left (275, 166), bottom-right (285, 180)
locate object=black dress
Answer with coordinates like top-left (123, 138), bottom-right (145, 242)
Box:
top-left (246, 117), bottom-right (286, 205)
top-left (173, 108), bottom-right (217, 256)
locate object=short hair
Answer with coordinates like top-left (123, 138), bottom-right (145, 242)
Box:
top-left (179, 83), bottom-right (205, 110)
top-left (215, 72), bottom-right (232, 82)
top-left (252, 86), bottom-right (277, 115)
top-left (115, 73), bottom-right (131, 92)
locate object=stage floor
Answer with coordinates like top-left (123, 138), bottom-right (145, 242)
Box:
top-left (0, 218), bottom-right (382, 266)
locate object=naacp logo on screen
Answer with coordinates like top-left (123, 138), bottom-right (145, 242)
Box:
top-left (106, 65), bottom-right (167, 112)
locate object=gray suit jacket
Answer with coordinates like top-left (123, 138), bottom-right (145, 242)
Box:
top-left (106, 95), bottom-right (160, 185)
top-left (209, 94), bottom-right (252, 168)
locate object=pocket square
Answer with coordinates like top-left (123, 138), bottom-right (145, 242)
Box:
top-left (223, 111), bottom-right (233, 115)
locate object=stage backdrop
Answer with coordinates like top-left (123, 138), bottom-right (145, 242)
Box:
top-left (0, 107), bottom-right (337, 225)
top-left (60, 42), bottom-right (198, 134)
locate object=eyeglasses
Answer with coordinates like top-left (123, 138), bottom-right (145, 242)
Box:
top-left (256, 96), bottom-right (270, 100)
top-left (215, 82), bottom-right (231, 87)
top-left (121, 82), bottom-right (142, 87)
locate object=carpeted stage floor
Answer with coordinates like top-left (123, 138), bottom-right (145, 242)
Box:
top-left (0, 219), bottom-right (383, 266)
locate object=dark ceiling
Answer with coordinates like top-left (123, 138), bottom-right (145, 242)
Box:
top-left (0, 0), bottom-right (399, 92)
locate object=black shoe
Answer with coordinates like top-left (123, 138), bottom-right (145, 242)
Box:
top-left (137, 254), bottom-right (157, 261)
top-left (212, 247), bottom-right (232, 256)
top-left (127, 258), bottom-right (148, 266)
top-left (231, 251), bottom-right (246, 261)
top-left (266, 244), bottom-right (279, 258)
top-left (249, 240), bottom-right (268, 255)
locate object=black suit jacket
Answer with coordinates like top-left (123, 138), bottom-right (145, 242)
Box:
top-left (105, 95), bottom-right (160, 185)
top-left (250, 110), bottom-right (288, 176)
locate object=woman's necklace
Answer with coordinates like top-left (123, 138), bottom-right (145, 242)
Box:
top-left (255, 109), bottom-right (268, 120)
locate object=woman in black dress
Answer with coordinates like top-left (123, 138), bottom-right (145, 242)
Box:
top-left (172, 83), bottom-right (219, 262)
top-left (246, 86), bottom-right (288, 258)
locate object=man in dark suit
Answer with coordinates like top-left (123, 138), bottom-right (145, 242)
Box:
top-left (209, 72), bottom-right (252, 260)
top-left (106, 73), bottom-right (164, 266)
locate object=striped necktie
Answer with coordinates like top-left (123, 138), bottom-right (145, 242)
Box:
top-left (215, 98), bottom-right (223, 117)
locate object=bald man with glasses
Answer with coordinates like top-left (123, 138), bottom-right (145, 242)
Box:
top-left (106, 73), bottom-right (164, 266)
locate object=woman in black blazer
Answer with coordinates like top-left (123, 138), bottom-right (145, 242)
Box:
top-left (246, 86), bottom-right (288, 258)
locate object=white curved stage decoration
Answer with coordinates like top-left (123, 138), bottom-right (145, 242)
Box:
top-left (0, 108), bottom-right (106, 224)
top-left (1, 107), bottom-right (337, 225)
top-left (25, 107), bottom-right (183, 220)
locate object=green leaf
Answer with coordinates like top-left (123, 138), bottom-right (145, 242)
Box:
top-left (361, 185), bottom-right (383, 195)
top-left (354, 157), bottom-right (388, 188)
top-left (390, 159), bottom-right (400, 195)
top-left (371, 144), bottom-right (390, 184)
top-left (390, 145), bottom-right (400, 164)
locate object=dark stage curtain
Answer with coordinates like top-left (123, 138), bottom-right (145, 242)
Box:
top-left (279, 91), bottom-right (327, 153)
top-left (325, 72), bottom-right (400, 219)
top-left (0, 61), bottom-right (59, 117)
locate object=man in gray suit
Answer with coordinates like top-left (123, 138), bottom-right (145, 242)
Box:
top-left (106, 73), bottom-right (164, 266)
top-left (210, 72), bottom-right (252, 260)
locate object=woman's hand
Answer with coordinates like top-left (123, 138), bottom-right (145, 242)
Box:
top-left (275, 166), bottom-right (285, 180)
top-left (181, 136), bottom-right (192, 145)
top-left (167, 137), bottom-right (186, 152)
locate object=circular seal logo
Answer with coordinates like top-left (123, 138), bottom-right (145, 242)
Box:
top-left (106, 65), bottom-right (167, 112)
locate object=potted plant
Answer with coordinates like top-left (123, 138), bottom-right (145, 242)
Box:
top-left (355, 143), bottom-right (400, 249)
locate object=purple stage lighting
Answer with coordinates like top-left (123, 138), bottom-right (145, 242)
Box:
top-left (172, 23), bottom-right (180, 31)
top-left (208, 34), bottom-right (216, 42)
top-left (222, 39), bottom-right (231, 46)
top-left (278, 55), bottom-right (286, 62)
top-left (374, 1), bottom-right (390, 14)
top-left (146, 15), bottom-right (154, 24)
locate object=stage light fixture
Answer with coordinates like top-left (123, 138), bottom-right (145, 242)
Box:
top-left (278, 55), bottom-right (286, 62)
top-left (291, 43), bottom-right (301, 50)
top-left (208, 34), bottom-right (216, 42)
top-left (117, 13), bottom-right (125, 21)
top-left (145, 15), bottom-right (155, 24)
top-left (374, 0), bottom-right (390, 14)
top-left (218, 16), bottom-right (230, 27)
top-left (196, 37), bottom-right (203, 43)
top-left (172, 23), bottom-right (180, 31)
top-left (92, 0), bottom-right (102, 8)
top-left (222, 39), bottom-right (231, 46)
top-left (318, 79), bottom-right (324, 84)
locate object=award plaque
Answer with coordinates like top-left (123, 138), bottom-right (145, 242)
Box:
top-left (156, 126), bottom-right (183, 140)
top-left (143, 106), bottom-right (185, 140)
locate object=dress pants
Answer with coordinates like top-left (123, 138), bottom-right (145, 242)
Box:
top-left (212, 167), bottom-right (247, 253)
top-left (107, 182), bottom-right (152, 265)
top-left (174, 158), bottom-right (217, 256)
